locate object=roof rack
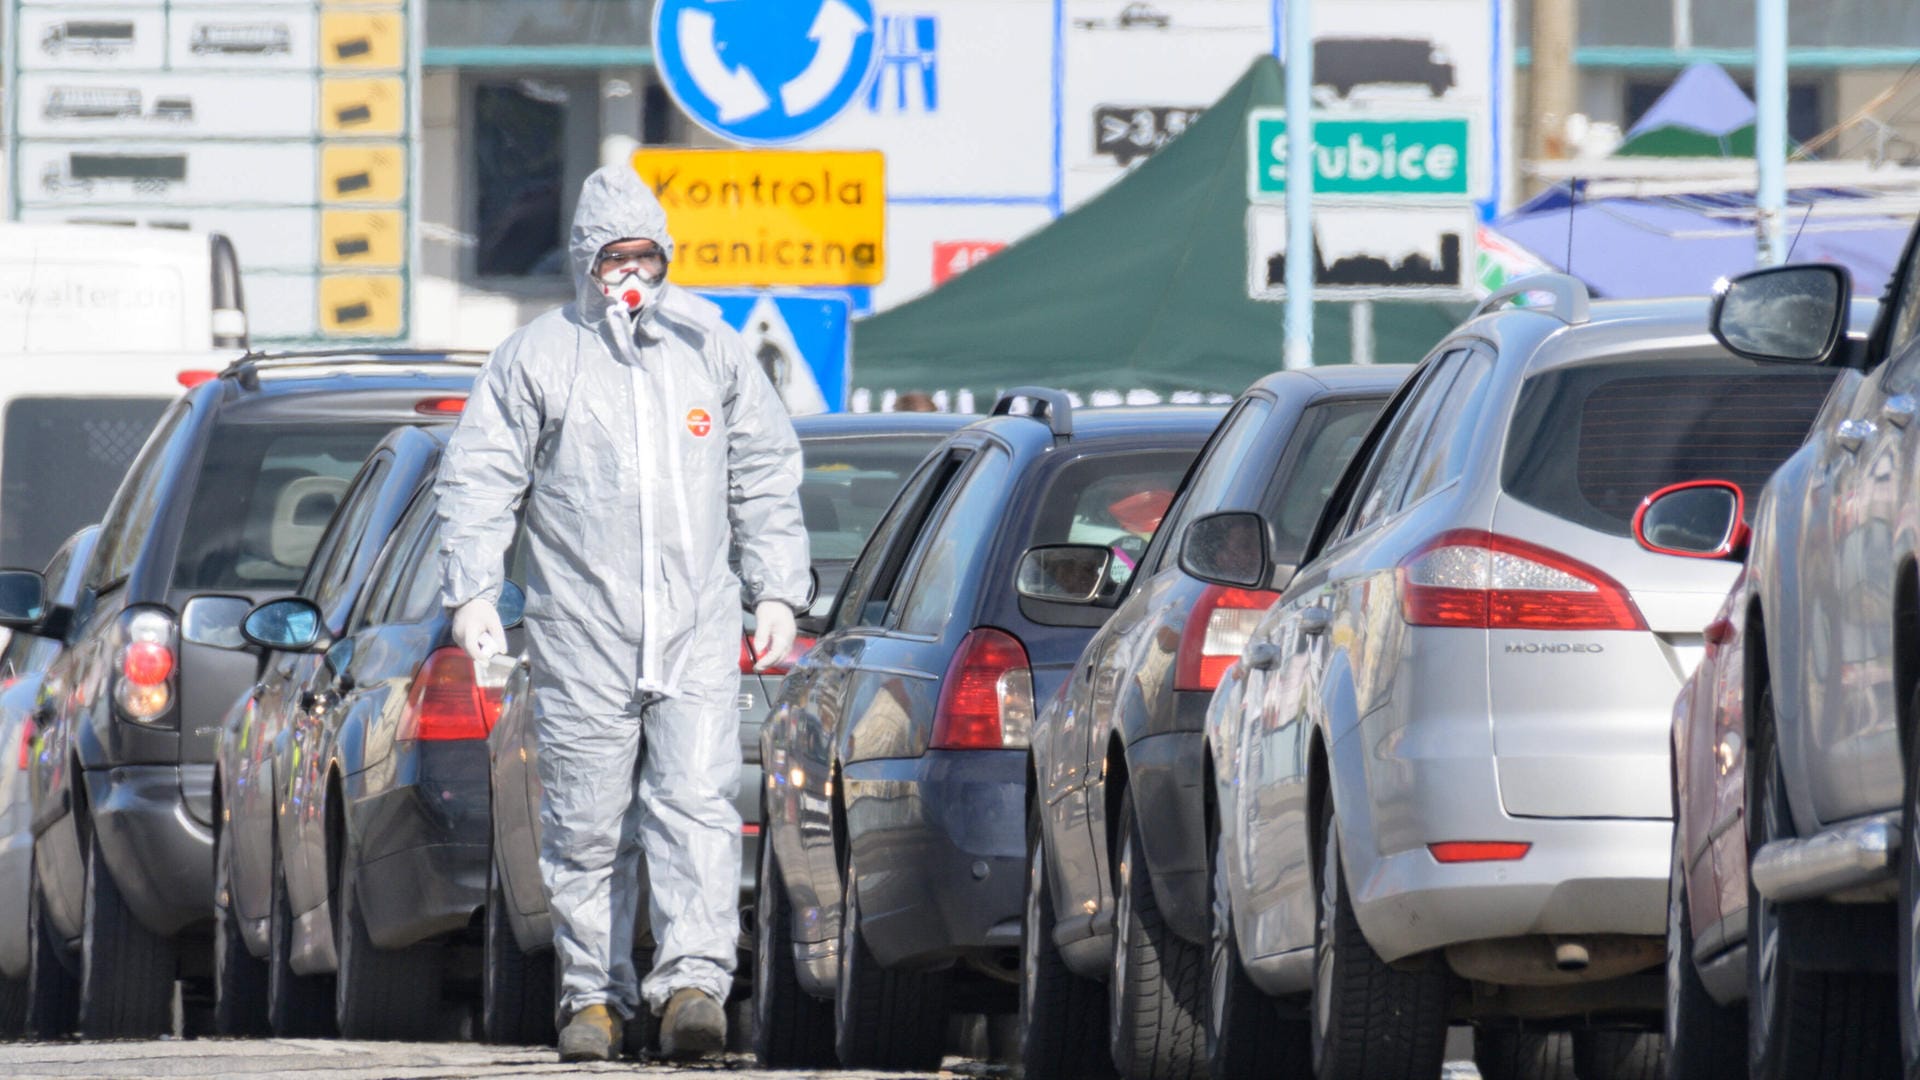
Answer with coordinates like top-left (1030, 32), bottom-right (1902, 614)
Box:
top-left (1471, 273), bottom-right (1591, 326)
top-left (990, 386), bottom-right (1074, 438)
top-left (221, 348), bottom-right (488, 391)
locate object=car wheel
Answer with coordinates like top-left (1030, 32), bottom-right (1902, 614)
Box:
top-left (333, 838), bottom-right (449, 1041)
top-left (1573, 1029), bottom-right (1665, 1079)
top-left (1900, 683), bottom-right (1920, 1079)
top-left (1208, 818), bottom-right (1308, 1079)
top-left (1747, 698), bottom-right (1897, 1079)
top-left (833, 853), bottom-right (949, 1069)
top-left (1021, 802), bottom-right (1114, 1080)
top-left (212, 823), bottom-right (269, 1035)
top-left (0, 972), bottom-right (23, 1038)
top-left (1108, 788), bottom-right (1207, 1079)
top-left (1665, 821), bottom-right (1744, 1080)
top-left (266, 844), bottom-right (335, 1037)
top-left (23, 858), bottom-right (77, 1038)
top-left (78, 824), bottom-right (175, 1038)
top-left (1473, 1025), bottom-right (1574, 1080)
top-left (482, 853), bottom-right (554, 1046)
top-left (1309, 797), bottom-right (1448, 1080)
top-left (752, 819), bottom-right (835, 1067)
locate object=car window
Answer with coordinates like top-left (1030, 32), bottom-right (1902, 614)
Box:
top-left (171, 422), bottom-right (394, 593)
top-left (2, 396), bottom-right (171, 571)
top-left (799, 434), bottom-right (945, 561)
top-left (302, 457), bottom-right (390, 616)
top-left (1885, 234), bottom-right (1920, 365)
top-left (88, 401), bottom-right (192, 590)
top-left (1146, 397), bottom-right (1275, 576)
top-left (1346, 350), bottom-right (1467, 536)
top-left (390, 518), bottom-right (447, 624)
top-left (1028, 449), bottom-right (1194, 593)
top-left (349, 487), bottom-right (435, 632)
top-left (892, 448), bottom-right (1012, 636)
top-left (1259, 399), bottom-right (1384, 566)
top-left (1398, 348), bottom-right (1496, 511)
top-left (1502, 357), bottom-right (1837, 535)
top-left (832, 451), bottom-right (969, 632)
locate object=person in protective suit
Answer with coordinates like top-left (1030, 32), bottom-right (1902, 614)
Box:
top-left (434, 163), bottom-right (809, 1062)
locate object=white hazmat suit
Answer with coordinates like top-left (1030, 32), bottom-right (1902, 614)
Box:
top-left (435, 163), bottom-right (810, 1019)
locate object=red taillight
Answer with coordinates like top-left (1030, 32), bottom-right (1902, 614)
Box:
top-left (1175, 585), bottom-right (1280, 691)
top-left (17, 719), bottom-right (32, 771)
top-left (742, 822), bottom-right (762, 836)
top-left (399, 646), bottom-right (501, 741)
top-left (932, 628), bottom-right (1034, 750)
top-left (415, 396), bottom-right (467, 415)
top-left (177, 369), bottom-right (217, 388)
top-left (740, 634), bottom-right (817, 676)
top-left (1428, 841), bottom-right (1532, 863)
top-left (1397, 530), bottom-right (1645, 632)
top-left (122, 640), bottom-right (174, 685)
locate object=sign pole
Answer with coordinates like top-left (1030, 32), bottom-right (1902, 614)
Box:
top-left (1754, 0), bottom-right (1786, 265)
top-left (1350, 300), bottom-right (1374, 365)
top-left (1283, 0), bottom-right (1314, 370)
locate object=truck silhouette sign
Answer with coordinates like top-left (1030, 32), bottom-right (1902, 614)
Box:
top-left (190, 23), bottom-right (292, 56)
top-left (1315, 38), bottom-right (1456, 99)
top-left (41, 21), bottom-right (137, 57)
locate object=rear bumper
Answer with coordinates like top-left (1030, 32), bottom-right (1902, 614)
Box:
top-left (84, 764), bottom-right (214, 937)
top-left (350, 741), bottom-right (490, 949)
top-left (843, 749), bottom-right (1026, 969)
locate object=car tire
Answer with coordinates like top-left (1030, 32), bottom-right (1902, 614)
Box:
top-left (1308, 799), bottom-right (1449, 1080)
top-left (833, 853), bottom-right (949, 1069)
top-left (482, 854), bottom-right (555, 1046)
top-left (1574, 1029), bottom-right (1665, 1079)
top-left (78, 825), bottom-right (175, 1038)
top-left (1473, 1025), bottom-right (1574, 1080)
top-left (1665, 822), bottom-right (1744, 1080)
top-left (266, 846), bottom-right (335, 1037)
top-left (24, 861), bottom-right (77, 1039)
top-left (1021, 803), bottom-right (1115, 1080)
top-left (753, 822), bottom-right (835, 1067)
top-left (212, 823), bottom-right (269, 1035)
top-left (1747, 700), bottom-right (1897, 1079)
top-left (1208, 820), bottom-right (1309, 1079)
top-left (1109, 789), bottom-right (1208, 1080)
top-left (333, 842), bottom-right (448, 1041)
top-left (1899, 683), bottom-right (1920, 1079)
top-left (0, 973), bottom-right (23, 1038)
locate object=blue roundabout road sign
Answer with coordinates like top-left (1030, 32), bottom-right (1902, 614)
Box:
top-left (653, 0), bottom-right (880, 146)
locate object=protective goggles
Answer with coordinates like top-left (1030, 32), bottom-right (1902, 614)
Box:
top-left (595, 242), bottom-right (667, 284)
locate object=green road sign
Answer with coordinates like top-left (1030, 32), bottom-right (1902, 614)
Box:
top-left (1249, 111), bottom-right (1472, 199)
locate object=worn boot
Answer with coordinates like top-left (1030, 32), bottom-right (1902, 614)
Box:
top-left (557, 1004), bottom-right (624, 1063)
top-left (658, 988), bottom-right (727, 1060)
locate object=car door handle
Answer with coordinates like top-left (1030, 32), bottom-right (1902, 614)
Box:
top-left (1300, 607), bottom-right (1333, 637)
top-left (1836, 418), bottom-right (1876, 452)
top-left (1245, 642), bottom-right (1281, 671)
top-left (1883, 393), bottom-right (1917, 428)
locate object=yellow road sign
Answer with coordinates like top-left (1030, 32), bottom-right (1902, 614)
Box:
top-left (319, 274), bottom-right (405, 336)
top-left (320, 210), bottom-right (405, 268)
top-left (321, 77), bottom-right (406, 136)
top-left (631, 149), bottom-right (885, 288)
top-left (320, 144), bottom-right (406, 204)
top-left (320, 11), bottom-right (406, 71)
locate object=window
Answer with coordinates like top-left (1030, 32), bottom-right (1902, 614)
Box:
top-left (1502, 359), bottom-right (1837, 535)
top-left (90, 402), bottom-right (192, 590)
top-left (1398, 349), bottom-right (1496, 510)
top-left (1025, 448), bottom-right (1195, 608)
top-left (171, 423), bottom-right (393, 593)
top-left (391, 519), bottom-right (449, 624)
top-left (2, 397), bottom-right (171, 571)
top-left (1347, 351), bottom-right (1467, 535)
top-left (1259, 400), bottom-right (1385, 566)
top-left (351, 489), bottom-right (436, 631)
top-left (472, 78), bottom-right (587, 278)
top-left (1885, 237), bottom-right (1920, 376)
top-left (302, 458), bottom-right (391, 622)
top-left (894, 449), bottom-right (1012, 636)
top-left (832, 452), bottom-right (969, 632)
top-left (1146, 398), bottom-right (1275, 576)
top-left (798, 434), bottom-right (947, 562)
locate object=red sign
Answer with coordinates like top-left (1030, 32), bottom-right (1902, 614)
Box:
top-left (686, 408), bottom-right (712, 437)
top-left (933, 241), bottom-right (1006, 286)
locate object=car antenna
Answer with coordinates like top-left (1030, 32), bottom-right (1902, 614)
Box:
top-left (1783, 196), bottom-right (1817, 262)
top-left (1563, 177), bottom-right (1580, 277)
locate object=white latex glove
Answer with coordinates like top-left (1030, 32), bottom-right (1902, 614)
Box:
top-left (452, 598), bottom-right (506, 664)
top-left (752, 601), bottom-right (797, 672)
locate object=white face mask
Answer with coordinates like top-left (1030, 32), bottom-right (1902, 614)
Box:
top-left (595, 245), bottom-right (668, 318)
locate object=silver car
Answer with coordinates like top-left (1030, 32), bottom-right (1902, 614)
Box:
top-left (1197, 274), bottom-right (1844, 1079)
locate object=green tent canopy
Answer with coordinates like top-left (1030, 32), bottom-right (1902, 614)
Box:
top-left (851, 55), bottom-right (1467, 404)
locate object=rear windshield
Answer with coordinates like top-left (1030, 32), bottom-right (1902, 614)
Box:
top-left (800, 434), bottom-right (943, 560)
top-left (172, 422), bottom-right (393, 591)
top-left (1030, 449), bottom-right (1196, 587)
top-left (1502, 360), bottom-right (1837, 535)
top-left (2, 397), bottom-right (168, 569)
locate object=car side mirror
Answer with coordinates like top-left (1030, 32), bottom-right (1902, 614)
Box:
top-left (1017, 545), bottom-right (1115, 605)
top-left (1710, 264), bottom-right (1850, 365)
top-left (497, 581), bottom-right (527, 630)
top-left (1633, 480), bottom-right (1749, 560)
top-left (182, 595), bottom-right (254, 650)
top-left (0, 570), bottom-right (47, 629)
top-left (1179, 511), bottom-right (1273, 590)
top-left (241, 597), bottom-right (326, 652)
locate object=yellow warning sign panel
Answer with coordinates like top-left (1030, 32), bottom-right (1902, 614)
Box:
top-left (320, 11), bottom-right (406, 71)
top-left (630, 149), bottom-right (885, 288)
top-left (320, 210), bottom-right (405, 268)
top-left (320, 144), bottom-right (406, 204)
top-left (321, 77), bottom-right (406, 137)
top-left (319, 274), bottom-right (405, 337)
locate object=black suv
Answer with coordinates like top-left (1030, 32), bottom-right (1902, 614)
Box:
top-left (0, 350), bottom-right (480, 1037)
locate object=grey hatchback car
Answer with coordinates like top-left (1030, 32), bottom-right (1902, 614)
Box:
top-left (1200, 275), bottom-right (1842, 1080)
